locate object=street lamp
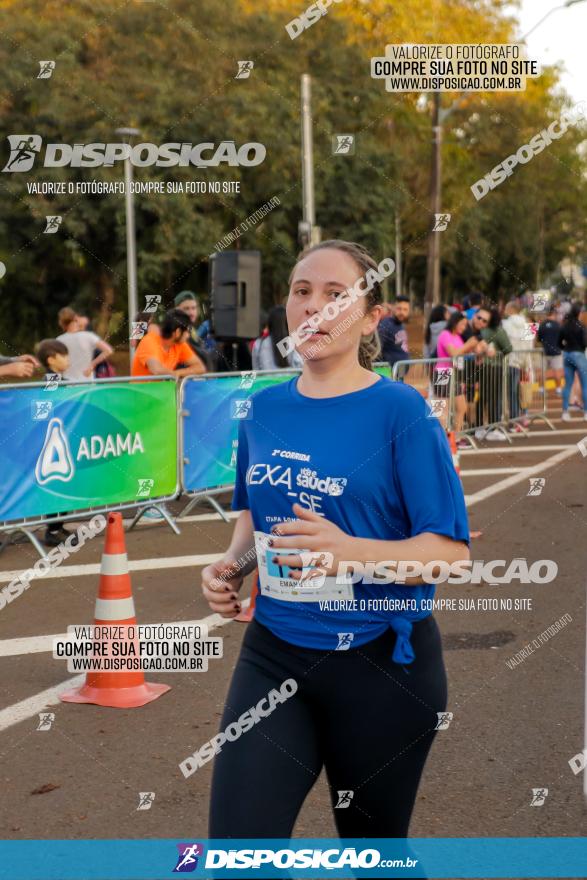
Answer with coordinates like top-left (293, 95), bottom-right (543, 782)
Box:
top-left (522, 0), bottom-right (586, 40)
top-left (114, 126), bottom-right (140, 360)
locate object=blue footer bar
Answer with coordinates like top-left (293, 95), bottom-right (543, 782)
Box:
top-left (0, 838), bottom-right (586, 879)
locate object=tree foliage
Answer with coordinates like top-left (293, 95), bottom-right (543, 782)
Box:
top-left (0, 0), bottom-right (585, 352)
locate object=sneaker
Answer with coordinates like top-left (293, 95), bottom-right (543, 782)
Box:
top-left (562, 412), bottom-right (571, 422)
top-left (44, 526), bottom-right (77, 547)
top-left (474, 428), bottom-right (487, 440)
top-left (485, 429), bottom-right (507, 441)
top-left (456, 439), bottom-right (469, 449)
top-left (142, 508), bottom-right (164, 520)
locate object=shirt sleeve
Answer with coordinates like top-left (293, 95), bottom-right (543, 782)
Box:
top-left (392, 389), bottom-right (469, 544)
top-left (134, 333), bottom-right (157, 370)
top-left (231, 420), bottom-right (250, 511)
top-left (179, 341), bottom-right (198, 364)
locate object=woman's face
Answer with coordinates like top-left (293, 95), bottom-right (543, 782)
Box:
top-left (287, 248), bottom-right (382, 363)
top-left (178, 299), bottom-right (199, 324)
top-left (455, 317), bottom-right (467, 336)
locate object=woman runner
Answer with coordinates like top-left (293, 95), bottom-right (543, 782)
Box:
top-left (202, 240), bottom-right (469, 842)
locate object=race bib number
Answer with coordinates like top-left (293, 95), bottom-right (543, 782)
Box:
top-left (254, 531), bottom-right (354, 603)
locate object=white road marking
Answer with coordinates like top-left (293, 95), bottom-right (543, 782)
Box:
top-left (461, 468), bottom-right (525, 476)
top-left (0, 553), bottom-right (223, 585)
top-left (460, 445), bottom-right (569, 455)
top-left (465, 446), bottom-right (578, 507)
top-left (0, 608), bottom-right (247, 732)
top-left (513, 428), bottom-right (587, 436)
top-left (0, 431), bottom-right (581, 734)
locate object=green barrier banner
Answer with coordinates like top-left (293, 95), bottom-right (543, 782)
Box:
top-left (0, 379), bottom-right (178, 523)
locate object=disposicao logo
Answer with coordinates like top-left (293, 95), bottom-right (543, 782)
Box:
top-left (2, 135), bottom-right (266, 171)
top-left (173, 843), bottom-right (204, 873)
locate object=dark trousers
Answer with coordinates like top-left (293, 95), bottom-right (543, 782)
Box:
top-left (209, 617), bottom-right (447, 839)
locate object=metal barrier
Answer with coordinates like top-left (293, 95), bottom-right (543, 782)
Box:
top-left (392, 350), bottom-right (552, 446)
top-left (0, 376), bottom-right (180, 555)
top-left (504, 349), bottom-right (554, 432)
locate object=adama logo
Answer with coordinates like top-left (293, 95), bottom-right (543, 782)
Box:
top-left (35, 418), bottom-right (75, 485)
top-left (35, 418), bottom-right (146, 486)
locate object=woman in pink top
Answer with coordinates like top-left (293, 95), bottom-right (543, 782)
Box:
top-left (434, 312), bottom-right (479, 432)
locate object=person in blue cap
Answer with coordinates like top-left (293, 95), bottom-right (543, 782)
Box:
top-left (201, 240), bottom-right (469, 841)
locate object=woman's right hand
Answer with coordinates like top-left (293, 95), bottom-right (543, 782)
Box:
top-left (201, 558), bottom-right (245, 618)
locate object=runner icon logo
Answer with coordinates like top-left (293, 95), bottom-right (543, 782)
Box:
top-left (336, 633), bottom-right (354, 651)
top-left (297, 551), bottom-right (334, 588)
top-left (137, 478), bottom-right (155, 498)
top-left (144, 294), bottom-right (161, 313)
top-left (32, 400), bottom-right (53, 420)
top-left (530, 788), bottom-right (548, 806)
top-left (435, 711), bottom-right (453, 730)
top-left (137, 792), bottom-right (155, 811)
top-left (433, 213), bottom-right (451, 232)
top-left (173, 844), bottom-right (204, 873)
top-left (335, 790), bottom-right (354, 808)
top-left (235, 60), bottom-right (254, 79)
top-left (2, 134), bottom-right (42, 172)
top-left (131, 321), bottom-right (148, 340)
top-left (44, 215), bottom-right (62, 233)
top-left (332, 134), bottom-right (355, 155)
top-left (36, 712), bottom-right (55, 731)
top-left (37, 60), bottom-right (56, 79)
top-left (232, 399), bottom-right (252, 419)
top-left (527, 478), bottom-right (545, 496)
top-left (427, 399), bottom-right (447, 419)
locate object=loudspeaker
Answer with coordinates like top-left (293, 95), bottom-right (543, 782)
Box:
top-left (209, 250), bottom-right (261, 340)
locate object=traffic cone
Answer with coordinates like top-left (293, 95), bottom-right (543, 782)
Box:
top-left (448, 431), bottom-right (460, 476)
top-left (235, 570), bottom-right (259, 622)
top-left (60, 512), bottom-right (171, 709)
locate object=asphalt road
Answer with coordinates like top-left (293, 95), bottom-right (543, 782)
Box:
top-left (0, 412), bottom-right (586, 855)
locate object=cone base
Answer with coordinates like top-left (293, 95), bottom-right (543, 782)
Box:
top-left (60, 680), bottom-right (170, 708)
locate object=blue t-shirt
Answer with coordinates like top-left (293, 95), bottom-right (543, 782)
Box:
top-left (232, 376), bottom-right (469, 663)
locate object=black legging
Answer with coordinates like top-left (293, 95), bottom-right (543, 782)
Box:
top-left (209, 617), bottom-right (447, 839)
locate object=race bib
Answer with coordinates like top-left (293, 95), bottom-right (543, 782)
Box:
top-left (254, 531), bottom-right (354, 603)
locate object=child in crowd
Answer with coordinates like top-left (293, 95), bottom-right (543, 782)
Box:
top-left (35, 339), bottom-right (77, 547)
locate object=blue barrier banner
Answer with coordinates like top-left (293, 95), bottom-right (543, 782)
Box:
top-left (0, 380), bottom-right (177, 523)
top-left (181, 372), bottom-right (298, 494)
top-left (0, 838), bottom-right (585, 879)
top-left (181, 365), bottom-right (392, 495)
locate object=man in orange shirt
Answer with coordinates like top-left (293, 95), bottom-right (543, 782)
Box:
top-left (131, 309), bottom-right (206, 377)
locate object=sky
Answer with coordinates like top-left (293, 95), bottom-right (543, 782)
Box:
top-left (515, 0), bottom-right (587, 102)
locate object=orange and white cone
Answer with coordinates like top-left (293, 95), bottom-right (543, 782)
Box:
top-left (448, 431), bottom-right (460, 476)
top-left (235, 570), bottom-right (259, 623)
top-left (60, 512), bottom-right (171, 709)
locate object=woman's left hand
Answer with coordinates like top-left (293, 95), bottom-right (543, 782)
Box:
top-left (268, 503), bottom-right (356, 580)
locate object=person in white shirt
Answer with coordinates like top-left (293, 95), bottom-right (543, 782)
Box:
top-left (56, 307), bottom-right (113, 380)
top-left (252, 305), bottom-right (303, 371)
top-left (502, 301), bottom-right (534, 427)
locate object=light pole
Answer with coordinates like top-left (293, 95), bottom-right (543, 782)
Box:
top-left (299, 74), bottom-right (321, 247)
top-left (115, 126), bottom-right (140, 361)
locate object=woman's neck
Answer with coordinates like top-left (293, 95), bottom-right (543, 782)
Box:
top-left (296, 352), bottom-right (379, 399)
